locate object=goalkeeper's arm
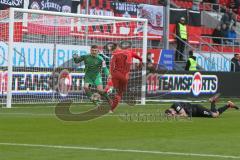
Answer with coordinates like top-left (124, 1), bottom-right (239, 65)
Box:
top-left (73, 54), bottom-right (85, 64)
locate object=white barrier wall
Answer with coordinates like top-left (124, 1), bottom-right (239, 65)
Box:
top-left (0, 42), bottom-right (90, 67)
top-left (194, 52), bottom-right (233, 72)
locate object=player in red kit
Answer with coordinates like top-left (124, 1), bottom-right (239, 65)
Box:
top-left (109, 42), bottom-right (143, 113)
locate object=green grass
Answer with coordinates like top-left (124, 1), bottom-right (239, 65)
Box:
top-left (0, 101), bottom-right (240, 160)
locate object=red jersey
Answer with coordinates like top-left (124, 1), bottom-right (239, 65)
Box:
top-left (110, 48), bottom-right (142, 74)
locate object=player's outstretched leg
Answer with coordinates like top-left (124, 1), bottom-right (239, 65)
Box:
top-left (110, 91), bottom-right (123, 113)
top-left (210, 102), bottom-right (217, 112)
top-left (227, 101), bottom-right (239, 110)
top-left (209, 93), bottom-right (221, 113)
top-left (84, 84), bottom-right (93, 101)
top-left (109, 75), bottom-right (128, 113)
top-left (104, 78), bottom-right (113, 94)
top-left (99, 90), bottom-right (112, 105)
top-left (97, 85), bottom-right (113, 107)
top-left (209, 93), bottom-right (221, 103)
top-left (217, 101), bottom-right (239, 115)
top-left (84, 84), bottom-right (102, 107)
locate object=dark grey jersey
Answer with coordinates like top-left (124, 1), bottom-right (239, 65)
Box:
top-left (171, 102), bottom-right (212, 117)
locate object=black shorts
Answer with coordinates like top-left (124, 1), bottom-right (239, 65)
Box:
top-left (191, 104), bottom-right (213, 117)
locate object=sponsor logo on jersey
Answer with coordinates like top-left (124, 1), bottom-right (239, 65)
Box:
top-left (176, 106), bottom-right (181, 112)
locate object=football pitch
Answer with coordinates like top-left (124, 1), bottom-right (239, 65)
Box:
top-left (0, 100), bottom-right (240, 160)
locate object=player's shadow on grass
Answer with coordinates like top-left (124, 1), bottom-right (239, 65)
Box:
top-left (55, 99), bottom-right (110, 121)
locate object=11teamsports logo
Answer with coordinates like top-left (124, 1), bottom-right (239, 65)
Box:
top-left (147, 72), bottom-right (218, 96)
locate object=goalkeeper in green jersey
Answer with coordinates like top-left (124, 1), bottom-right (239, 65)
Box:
top-left (72, 45), bottom-right (111, 105)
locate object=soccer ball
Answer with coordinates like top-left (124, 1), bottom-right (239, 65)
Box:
top-left (91, 93), bottom-right (101, 101)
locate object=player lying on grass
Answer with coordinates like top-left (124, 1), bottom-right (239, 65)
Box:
top-left (73, 45), bottom-right (111, 105)
top-left (165, 94), bottom-right (239, 118)
top-left (109, 41), bottom-right (143, 113)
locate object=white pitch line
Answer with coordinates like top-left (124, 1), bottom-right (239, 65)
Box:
top-left (0, 142), bottom-right (239, 159)
top-left (1, 105), bottom-right (95, 109)
top-left (0, 112), bottom-right (55, 116)
top-left (0, 110), bottom-right (237, 118)
top-left (1, 101), bottom-right (235, 109)
top-left (0, 112), bottom-right (121, 117)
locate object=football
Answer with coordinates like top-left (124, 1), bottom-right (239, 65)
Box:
top-left (91, 93), bottom-right (101, 101)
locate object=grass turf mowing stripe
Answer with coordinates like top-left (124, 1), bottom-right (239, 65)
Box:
top-left (0, 142), bottom-right (239, 159)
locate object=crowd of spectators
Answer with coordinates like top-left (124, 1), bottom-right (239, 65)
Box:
top-left (211, 9), bottom-right (239, 45)
top-left (222, 0), bottom-right (240, 14)
top-left (198, 0), bottom-right (240, 17)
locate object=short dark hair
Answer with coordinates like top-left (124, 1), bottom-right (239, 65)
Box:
top-left (165, 109), bottom-right (172, 114)
top-left (119, 41), bottom-right (132, 49)
top-left (170, 102), bottom-right (183, 113)
top-left (104, 42), bottom-right (117, 51)
top-left (91, 45), bottom-right (98, 49)
top-left (189, 50), bottom-right (193, 56)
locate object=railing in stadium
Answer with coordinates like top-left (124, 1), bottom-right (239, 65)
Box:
top-left (201, 36), bottom-right (240, 53)
top-left (172, 33), bottom-right (235, 72)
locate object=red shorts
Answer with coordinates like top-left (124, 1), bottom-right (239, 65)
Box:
top-left (111, 71), bottom-right (129, 93)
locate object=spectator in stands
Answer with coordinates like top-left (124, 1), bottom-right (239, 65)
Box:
top-left (147, 52), bottom-right (155, 71)
top-left (230, 0), bottom-right (239, 10)
top-left (231, 54), bottom-right (240, 72)
top-left (203, 0), bottom-right (217, 3)
top-left (185, 50), bottom-right (197, 71)
top-left (203, 0), bottom-right (219, 11)
top-left (221, 9), bottom-right (236, 27)
top-left (220, 23), bottom-right (229, 44)
top-left (235, 0), bottom-right (240, 8)
top-left (158, 0), bottom-right (167, 5)
top-left (221, 10), bottom-right (230, 25)
top-left (212, 25), bottom-right (224, 44)
top-left (175, 17), bottom-right (188, 61)
top-left (232, 1), bottom-right (240, 14)
top-left (227, 25), bottom-right (239, 45)
top-left (192, 0), bottom-right (202, 11)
